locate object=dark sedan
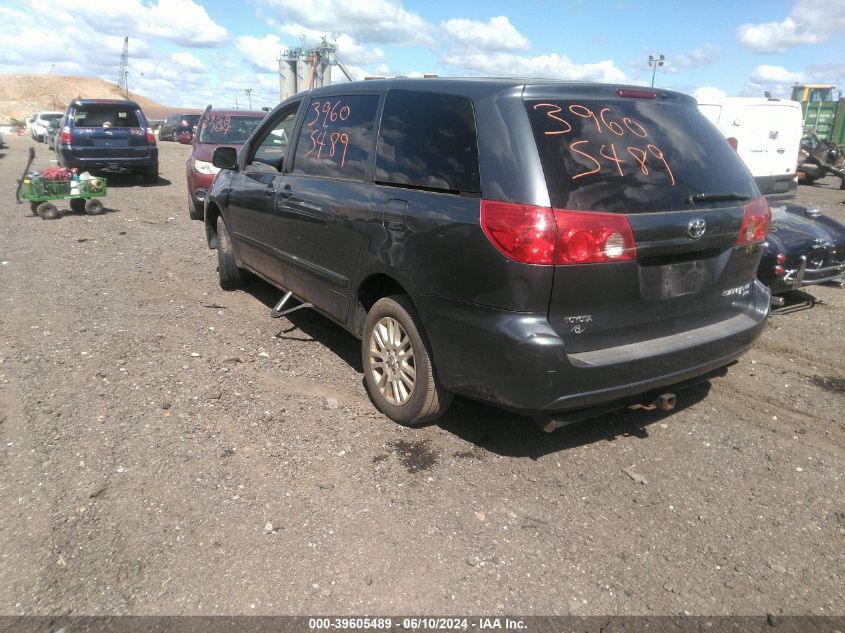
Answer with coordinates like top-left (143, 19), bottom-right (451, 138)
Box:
top-left (759, 204), bottom-right (845, 296)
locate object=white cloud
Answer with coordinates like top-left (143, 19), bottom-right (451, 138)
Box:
top-left (171, 52), bottom-right (206, 73)
top-left (440, 16), bottom-right (530, 52)
top-left (47, 0), bottom-right (228, 48)
top-left (740, 82), bottom-right (790, 98)
top-left (672, 43), bottom-right (719, 69)
top-left (254, 0), bottom-right (433, 45)
top-left (750, 64), bottom-right (804, 84)
top-left (445, 51), bottom-right (627, 83)
top-left (692, 86), bottom-right (728, 103)
top-left (737, 0), bottom-right (845, 53)
top-left (236, 34), bottom-right (285, 72)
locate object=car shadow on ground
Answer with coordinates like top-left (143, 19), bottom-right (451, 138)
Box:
top-left (239, 274), bottom-right (713, 457)
top-left (103, 174), bottom-right (172, 188)
top-left (242, 276), bottom-right (363, 372)
top-left (771, 289), bottom-right (826, 315)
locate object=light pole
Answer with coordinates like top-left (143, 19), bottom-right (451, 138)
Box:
top-left (244, 88), bottom-right (253, 109)
top-left (648, 54), bottom-right (665, 87)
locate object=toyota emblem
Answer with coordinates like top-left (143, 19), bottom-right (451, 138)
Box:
top-left (687, 218), bottom-right (706, 239)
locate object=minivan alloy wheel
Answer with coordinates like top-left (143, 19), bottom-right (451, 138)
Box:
top-left (369, 316), bottom-right (416, 405)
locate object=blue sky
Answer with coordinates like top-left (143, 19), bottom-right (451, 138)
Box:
top-left (1, 0), bottom-right (843, 108)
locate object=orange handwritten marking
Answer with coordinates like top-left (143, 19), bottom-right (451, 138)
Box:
top-left (339, 133), bottom-right (349, 168)
top-left (599, 108), bottom-right (624, 136)
top-left (306, 101), bottom-right (321, 127)
top-left (647, 145), bottom-right (675, 185)
top-left (570, 140), bottom-right (601, 179)
top-left (533, 103), bottom-right (572, 134)
top-left (599, 143), bottom-right (624, 176)
top-left (626, 147), bottom-right (648, 175)
top-left (339, 105), bottom-right (351, 121)
top-left (623, 117), bottom-right (647, 138)
top-left (569, 104), bottom-right (601, 133)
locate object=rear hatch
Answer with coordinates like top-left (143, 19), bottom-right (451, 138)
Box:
top-left (69, 104), bottom-right (151, 160)
top-left (522, 85), bottom-right (767, 353)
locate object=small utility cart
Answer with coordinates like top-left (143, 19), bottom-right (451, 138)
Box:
top-left (15, 147), bottom-right (107, 220)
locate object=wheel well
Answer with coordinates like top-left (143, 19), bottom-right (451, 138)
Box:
top-left (205, 203), bottom-right (221, 249)
top-left (355, 274), bottom-right (408, 336)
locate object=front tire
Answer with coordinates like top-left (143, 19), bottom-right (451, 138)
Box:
top-left (70, 198), bottom-right (86, 214)
top-left (216, 217), bottom-right (243, 290)
top-left (37, 202), bottom-right (60, 220)
top-left (362, 295), bottom-right (452, 426)
top-left (188, 192), bottom-right (203, 221)
top-left (84, 199), bottom-right (104, 215)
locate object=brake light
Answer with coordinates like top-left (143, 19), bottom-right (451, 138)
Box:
top-left (737, 196), bottom-right (770, 245)
top-left (727, 137), bottom-right (738, 151)
top-left (60, 127), bottom-right (71, 145)
top-left (554, 209), bottom-right (637, 264)
top-left (146, 128), bottom-right (156, 144)
top-left (480, 201), bottom-right (637, 265)
top-left (480, 201), bottom-right (557, 264)
top-left (616, 88), bottom-right (657, 99)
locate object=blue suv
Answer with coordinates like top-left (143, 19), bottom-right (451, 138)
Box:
top-left (57, 99), bottom-right (159, 183)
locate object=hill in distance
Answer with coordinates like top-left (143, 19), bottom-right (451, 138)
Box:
top-left (0, 73), bottom-right (201, 123)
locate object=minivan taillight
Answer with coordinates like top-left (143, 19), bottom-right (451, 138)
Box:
top-left (554, 209), bottom-right (637, 264)
top-left (146, 128), bottom-right (156, 144)
top-left (60, 127), bottom-right (71, 145)
top-left (480, 201), bottom-right (637, 265)
top-left (737, 196), bottom-right (770, 245)
top-left (480, 201), bottom-right (557, 264)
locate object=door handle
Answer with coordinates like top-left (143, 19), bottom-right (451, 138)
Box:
top-left (777, 148), bottom-right (785, 154)
top-left (278, 184), bottom-right (293, 199)
top-left (264, 187), bottom-right (276, 197)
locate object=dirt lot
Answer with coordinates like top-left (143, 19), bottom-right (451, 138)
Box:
top-left (0, 134), bottom-right (843, 617)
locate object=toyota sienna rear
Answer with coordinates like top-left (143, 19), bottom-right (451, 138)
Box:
top-left (203, 79), bottom-right (770, 429)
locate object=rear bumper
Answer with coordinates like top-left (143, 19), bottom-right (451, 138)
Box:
top-left (758, 175), bottom-right (797, 203)
top-left (58, 148), bottom-right (158, 173)
top-left (419, 280), bottom-right (770, 416)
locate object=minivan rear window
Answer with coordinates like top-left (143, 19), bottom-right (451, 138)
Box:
top-left (73, 105), bottom-right (142, 128)
top-left (376, 90), bottom-right (480, 195)
top-left (524, 99), bottom-right (758, 213)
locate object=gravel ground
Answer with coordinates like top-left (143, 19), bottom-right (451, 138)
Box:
top-left (0, 134), bottom-right (843, 617)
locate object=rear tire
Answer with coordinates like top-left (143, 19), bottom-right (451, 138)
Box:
top-left (216, 217), bottom-right (243, 290)
top-left (36, 202), bottom-right (60, 220)
top-left (362, 295), bottom-right (453, 426)
top-left (142, 167), bottom-right (158, 184)
top-left (70, 198), bottom-right (86, 214)
top-left (84, 199), bottom-right (104, 215)
top-left (188, 192), bottom-right (203, 221)
top-left (30, 201), bottom-right (39, 215)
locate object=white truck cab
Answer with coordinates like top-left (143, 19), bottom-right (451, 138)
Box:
top-left (697, 97), bottom-right (803, 202)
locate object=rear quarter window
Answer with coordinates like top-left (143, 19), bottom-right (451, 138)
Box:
top-left (525, 98), bottom-right (758, 213)
top-left (291, 94), bottom-right (380, 182)
top-left (375, 90), bottom-right (480, 195)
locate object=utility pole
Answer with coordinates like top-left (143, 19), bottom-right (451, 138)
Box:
top-left (648, 54), bottom-right (665, 87)
top-left (244, 88), bottom-right (253, 109)
top-left (118, 37), bottom-right (130, 98)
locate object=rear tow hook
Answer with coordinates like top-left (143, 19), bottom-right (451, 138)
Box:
top-left (629, 392), bottom-right (676, 412)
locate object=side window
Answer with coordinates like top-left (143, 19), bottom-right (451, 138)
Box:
top-left (292, 95), bottom-right (380, 182)
top-left (250, 103), bottom-right (300, 170)
top-left (375, 90), bottom-right (480, 195)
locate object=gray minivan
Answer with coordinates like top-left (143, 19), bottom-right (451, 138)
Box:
top-left (205, 78), bottom-right (771, 429)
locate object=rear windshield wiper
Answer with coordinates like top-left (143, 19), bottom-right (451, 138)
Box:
top-left (686, 192), bottom-right (750, 204)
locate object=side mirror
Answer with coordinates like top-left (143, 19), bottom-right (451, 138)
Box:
top-left (213, 146), bottom-right (238, 170)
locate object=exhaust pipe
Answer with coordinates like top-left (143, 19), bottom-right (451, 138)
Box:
top-left (770, 295), bottom-right (786, 307)
top-left (656, 393), bottom-right (676, 411)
